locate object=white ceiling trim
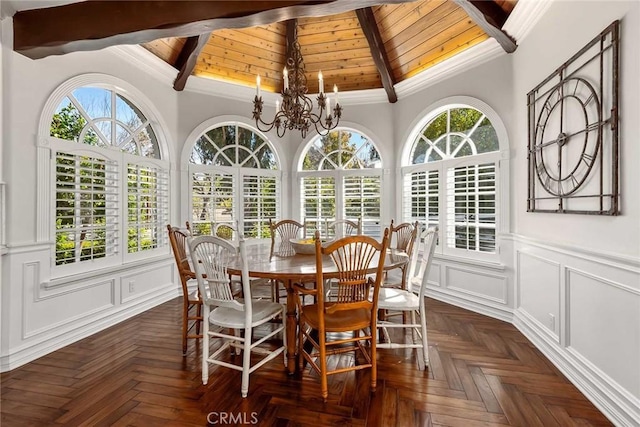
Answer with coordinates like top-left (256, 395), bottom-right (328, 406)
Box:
top-left (503, 0), bottom-right (554, 42)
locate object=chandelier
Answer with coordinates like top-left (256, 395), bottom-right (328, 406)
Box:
top-left (252, 20), bottom-right (342, 139)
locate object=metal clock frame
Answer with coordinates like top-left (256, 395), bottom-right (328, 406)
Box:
top-left (527, 20), bottom-right (620, 215)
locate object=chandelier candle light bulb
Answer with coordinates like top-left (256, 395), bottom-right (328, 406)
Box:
top-left (283, 67), bottom-right (289, 90)
top-left (256, 75), bottom-right (261, 97)
top-left (319, 71), bottom-right (324, 94)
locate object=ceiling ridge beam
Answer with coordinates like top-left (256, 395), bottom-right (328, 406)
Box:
top-left (13, 0), bottom-right (417, 60)
top-left (173, 33), bottom-right (210, 91)
top-left (356, 7), bottom-right (397, 103)
top-left (453, 0), bottom-right (517, 53)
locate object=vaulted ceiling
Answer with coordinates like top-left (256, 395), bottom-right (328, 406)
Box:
top-left (9, 0), bottom-right (518, 102)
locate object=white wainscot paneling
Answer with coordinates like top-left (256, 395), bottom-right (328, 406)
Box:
top-left (120, 263), bottom-right (174, 304)
top-left (24, 266), bottom-right (114, 338)
top-left (445, 265), bottom-right (508, 305)
top-left (566, 267), bottom-right (640, 399)
top-left (427, 261), bottom-right (441, 286)
top-left (517, 250), bottom-right (561, 341)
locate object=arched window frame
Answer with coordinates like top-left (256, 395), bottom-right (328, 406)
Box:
top-left (37, 74), bottom-right (172, 277)
top-left (182, 118), bottom-right (283, 239)
top-left (294, 127), bottom-right (384, 238)
top-left (400, 96), bottom-right (510, 262)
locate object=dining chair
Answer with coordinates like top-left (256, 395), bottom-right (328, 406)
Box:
top-left (269, 218), bottom-right (306, 301)
top-left (326, 218), bottom-right (362, 239)
top-left (296, 229), bottom-right (390, 401)
top-left (213, 221), bottom-right (237, 241)
top-left (213, 221), bottom-right (270, 299)
top-left (376, 226), bottom-right (438, 371)
top-left (167, 224), bottom-right (202, 355)
top-left (383, 220), bottom-right (420, 289)
top-left (189, 235), bottom-right (286, 398)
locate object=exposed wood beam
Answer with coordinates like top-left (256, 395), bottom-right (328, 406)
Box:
top-left (355, 7), bottom-right (397, 103)
top-left (13, 0), bottom-right (416, 59)
top-left (452, 0), bottom-right (517, 53)
top-left (173, 33), bottom-right (210, 91)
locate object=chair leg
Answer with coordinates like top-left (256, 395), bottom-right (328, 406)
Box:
top-left (370, 320), bottom-right (377, 392)
top-left (195, 303), bottom-right (202, 335)
top-left (182, 298), bottom-right (189, 355)
top-left (202, 316), bottom-right (209, 384)
top-left (419, 302), bottom-right (429, 369)
top-left (319, 331), bottom-right (328, 402)
top-left (241, 326), bottom-right (252, 398)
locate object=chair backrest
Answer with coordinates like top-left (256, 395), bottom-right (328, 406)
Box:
top-left (213, 221), bottom-right (238, 241)
top-left (326, 218), bottom-right (362, 239)
top-left (167, 225), bottom-right (195, 293)
top-left (314, 229), bottom-right (389, 316)
top-left (390, 220), bottom-right (419, 254)
top-left (269, 219), bottom-right (305, 255)
top-left (189, 235), bottom-right (249, 314)
top-left (414, 226), bottom-right (438, 297)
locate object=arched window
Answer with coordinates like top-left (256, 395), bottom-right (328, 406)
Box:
top-left (402, 103), bottom-right (504, 257)
top-left (188, 124), bottom-right (279, 238)
top-left (299, 129), bottom-right (382, 237)
top-left (42, 82), bottom-right (169, 273)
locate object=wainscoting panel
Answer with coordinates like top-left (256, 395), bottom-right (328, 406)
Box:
top-left (516, 250), bottom-right (561, 340)
top-left (1, 245), bottom-right (178, 372)
top-left (566, 267), bottom-right (640, 397)
top-left (445, 265), bottom-right (508, 304)
top-left (512, 235), bottom-right (640, 426)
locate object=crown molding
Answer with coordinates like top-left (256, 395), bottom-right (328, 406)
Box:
top-left (395, 38), bottom-right (505, 99)
top-left (107, 45), bottom-right (177, 85)
top-left (503, 0), bottom-right (554, 42)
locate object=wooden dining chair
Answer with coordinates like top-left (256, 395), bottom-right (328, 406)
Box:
top-left (377, 226), bottom-right (438, 370)
top-left (296, 229), bottom-right (389, 401)
top-left (167, 224), bottom-right (202, 355)
top-left (268, 219), bottom-right (306, 301)
top-left (384, 220), bottom-right (420, 289)
top-left (189, 235), bottom-right (286, 397)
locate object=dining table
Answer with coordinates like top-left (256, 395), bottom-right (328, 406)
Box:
top-left (227, 241), bottom-right (409, 374)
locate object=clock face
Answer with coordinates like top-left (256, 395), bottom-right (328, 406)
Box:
top-left (534, 77), bottom-right (602, 197)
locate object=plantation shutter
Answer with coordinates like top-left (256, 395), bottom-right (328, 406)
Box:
top-left (301, 176), bottom-right (335, 235)
top-left (243, 174), bottom-right (279, 238)
top-left (55, 151), bottom-right (119, 265)
top-left (127, 163), bottom-right (169, 253)
top-left (446, 163), bottom-right (497, 253)
top-left (403, 170), bottom-right (439, 229)
top-left (191, 171), bottom-right (235, 235)
top-left (343, 175), bottom-right (381, 238)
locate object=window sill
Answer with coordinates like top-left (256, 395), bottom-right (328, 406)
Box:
top-left (43, 254), bottom-right (172, 290)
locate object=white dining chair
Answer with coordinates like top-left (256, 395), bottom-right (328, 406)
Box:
top-left (376, 226), bottom-right (438, 371)
top-left (189, 235), bottom-right (286, 397)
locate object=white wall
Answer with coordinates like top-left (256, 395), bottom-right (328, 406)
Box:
top-left (510, 1), bottom-right (640, 425)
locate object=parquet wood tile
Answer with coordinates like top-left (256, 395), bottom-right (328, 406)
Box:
top-left (0, 297), bottom-right (613, 426)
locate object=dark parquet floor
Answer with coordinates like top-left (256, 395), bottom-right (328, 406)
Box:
top-left (0, 295), bottom-right (613, 426)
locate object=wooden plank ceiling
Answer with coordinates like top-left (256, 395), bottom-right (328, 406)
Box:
top-left (142, 0), bottom-right (517, 97)
top-left (10, 0), bottom-right (517, 100)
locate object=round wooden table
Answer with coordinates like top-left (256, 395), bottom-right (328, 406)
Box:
top-left (228, 242), bottom-right (409, 374)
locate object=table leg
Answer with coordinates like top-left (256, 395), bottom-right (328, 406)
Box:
top-left (285, 279), bottom-right (297, 374)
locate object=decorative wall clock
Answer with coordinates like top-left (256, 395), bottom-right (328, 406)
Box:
top-left (527, 21), bottom-right (619, 215)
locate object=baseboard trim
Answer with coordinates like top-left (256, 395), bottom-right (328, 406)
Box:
top-left (513, 308), bottom-right (640, 427)
top-left (0, 287), bottom-right (179, 372)
top-left (426, 285), bottom-right (513, 323)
